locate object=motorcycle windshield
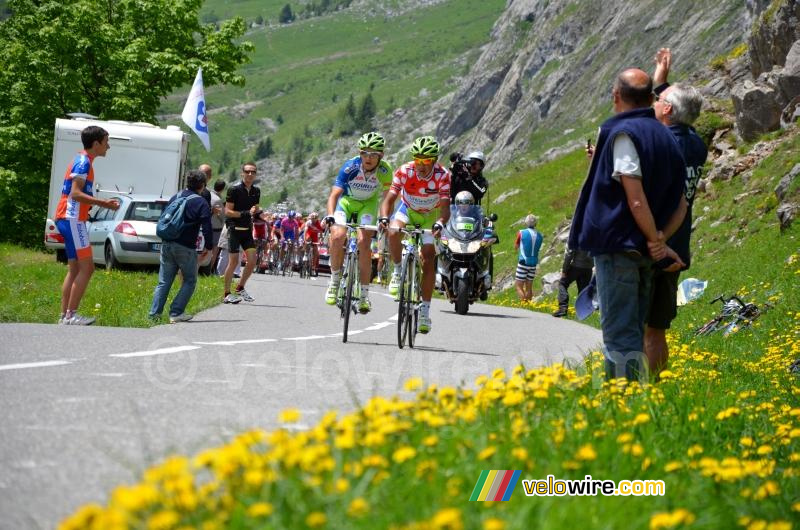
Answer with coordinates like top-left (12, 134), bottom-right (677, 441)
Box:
top-left (447, 205), bottom-right (483, 240)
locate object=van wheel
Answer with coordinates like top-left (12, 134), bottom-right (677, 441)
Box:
top-left (104, 242), bottom-right (120, 270)
top-left (56, 249), bottom-right (67, 264)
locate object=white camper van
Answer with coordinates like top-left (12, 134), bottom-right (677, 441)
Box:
top-left (44, 117), bottom-right (189, 261)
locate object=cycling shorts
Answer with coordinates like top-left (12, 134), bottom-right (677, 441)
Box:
top-left (229, 227), bottom-right (255, 253)
top-left (391, 202), bottom-right (438, 245)
top-left (283, 231), bottom-right (297, 242)
top-left (334, 195), bottom-right (379, 226)
top-left (56, 219), bottom-right (92, 260)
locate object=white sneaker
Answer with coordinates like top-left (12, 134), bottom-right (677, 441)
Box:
top-left (66, 313), bottom-right (96, 326)
top-left (223, 293), bottom-right (242, 304)
top-left (236, 288), bottom-right (255, 302)
top-left (169, 313), bottom-right (193, 323)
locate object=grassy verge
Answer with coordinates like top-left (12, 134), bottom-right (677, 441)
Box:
top-left (0, 244), bottom-right (223, 327)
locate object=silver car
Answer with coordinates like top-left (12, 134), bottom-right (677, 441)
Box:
top-left (87, 194), bottom-right (169, 268)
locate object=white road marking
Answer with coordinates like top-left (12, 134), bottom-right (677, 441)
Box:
top-left (110, 346), bottom-right (201, 358)
top-left (193, 339), bottom-right (278, 346)
top-left (364, 322), bottom-right (392, 331)
top-left (90, 373), bottom-right (127, 377)
top-left (282, 335), bottom-right (328, 341)
top-left (0, 360), bottom-right (72, 372)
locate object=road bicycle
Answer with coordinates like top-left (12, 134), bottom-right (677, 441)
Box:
top-left (395, 224), bottom-right (429, 349)
top-left (694, 294), bottom-right (768, 337)
top-left (281, 240), bottom-right (296, 277)
top-left (299, 242), bottom-right (315, 279)
top-left (254, 238), bottom-right (269, 274)
top-left (375, 230), bottom-right (391, 287)
top-left (335, 217), bottom-right (378, 343)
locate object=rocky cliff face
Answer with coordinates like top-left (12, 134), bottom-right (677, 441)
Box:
top-left (436, 0), bottom-right (756, 167)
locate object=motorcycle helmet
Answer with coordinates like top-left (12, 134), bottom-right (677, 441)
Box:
top-left (455, 191), bottom-right (475, 215)
top-left (410, 136), bottom-right (440, 158)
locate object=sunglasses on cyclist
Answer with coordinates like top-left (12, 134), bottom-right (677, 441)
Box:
top-left (414, 157), bottom-right (436, 164)
top-left (359, 150), bottom-right (382, 159)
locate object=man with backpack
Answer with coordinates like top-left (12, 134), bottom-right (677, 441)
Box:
top-left (148, 170), bottom-right (212, 323)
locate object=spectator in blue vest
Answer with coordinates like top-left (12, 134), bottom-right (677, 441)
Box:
top-left (568, 68), bottom-right (686, 382)
top-left (148, 170), bottom-right (212, 323)
top-left (514, 214), bottom-right (543, 302)
top-left (645, 48), bottom-right (709, 377)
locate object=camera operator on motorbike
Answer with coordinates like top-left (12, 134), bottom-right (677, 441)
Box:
top-left (449, 150), bottom-right (488, 205)
top-left (324, 132), bottom-right (393, 313)
top-left (379, 136), bottom-right (451, 334)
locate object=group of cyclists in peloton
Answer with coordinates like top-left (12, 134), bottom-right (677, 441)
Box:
top-left (251, 209), bottom-right (324, 275)
top-left (322, 132), bottom-right (492, 335)
top-left (229, 132), bottom-right (491, 336)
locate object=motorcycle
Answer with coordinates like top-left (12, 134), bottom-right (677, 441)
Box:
top-left (435, 205), bottom-right (497, 315)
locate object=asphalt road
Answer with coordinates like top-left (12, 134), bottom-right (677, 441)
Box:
top-left (0, 272), bottom-right (601, 529)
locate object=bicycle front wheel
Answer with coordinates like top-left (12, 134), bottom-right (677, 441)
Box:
top-left (407, 258), bottom-right (419, 349)
top-left (342, 251), bottom-right (357, 343)
top-left (397, 254), bottom-right (412, 349)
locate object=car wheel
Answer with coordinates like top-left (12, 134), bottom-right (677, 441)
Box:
top-left (56, 249), bottom-right (67, 264)
top-left (104, 241), bottom-right (120, 270)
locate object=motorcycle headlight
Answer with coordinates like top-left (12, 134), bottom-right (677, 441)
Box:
top-left (467, 240), bottom-right (483, 253)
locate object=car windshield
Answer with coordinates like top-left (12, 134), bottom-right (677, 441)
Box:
top-left (126, 201), bottom-right (166, 222)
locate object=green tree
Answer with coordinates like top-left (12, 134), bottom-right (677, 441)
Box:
top-left (279, 4), bottom-right (294, 24)
top-left (256, 137), bottom-right (274, 159)
top-left (0, 0), bottom-right (253, 246)
top-left (279, 187), bottom-right (289, 202)
top-left (336, 93), bottom-right (357, 136)
top-left (356, 92), bottom-right (376, 130)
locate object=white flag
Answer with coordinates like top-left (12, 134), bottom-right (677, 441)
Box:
top-left (181, 67), bottom-right (211, 152)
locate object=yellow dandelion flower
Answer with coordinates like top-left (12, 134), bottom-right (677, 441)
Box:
top-left (403, 377), bottom-right (423, 392)
top-left (740, 437), bottom-right (754, 447)
top-left (687, 445), bottom-right (703, 457)
top-left (478, 446), bottom-right (497, 460)
top-left (791, 502), bottom-right (800, 512)
top-left (431, 508), bottom-right (463, 530)
top-left (491, 368), bottom-right (506, 380)
top-left (306, 511), bottom-right (327, 528)
top-left (756, 445), bottom-right (773, 455)
top-left (393, 446), bottom-right (417, 464)
top-left (147, 510), bottom-right (179, 530)
top-left (658, 370), bottom-right (676, 380)
top-left (633, 413), bottom-right (650, 425)
top-left (279, 408), bottom-right (301, 423)
top-left (423, 435), bottom-right (439, 447)
top-left (575, 444), bottom-right (597, 461)
top-left (617, 432), bottom-right (634, 444)
top-left (247, 502), bottom-right (274, 518)
top-left (664, 461), bottom-right (683, 473)
top-left (483, 518), bottom-right (506, 530)
top-left (649, 509), bottom-right (696, 529)
top-left (347, 498), bottom-right (369, 518)
top-left (631, 443), bottom-right (644, 457)
top-left (502, 391), bottom-right (525, 406)
top-left (512, 447), bottom-right (528, 461)
top-left (334, 478), bottom-right (349, 493)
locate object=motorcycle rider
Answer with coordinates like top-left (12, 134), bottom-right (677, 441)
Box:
top-left (449, 191), bottom-right (496, 298)
top-left (449, 150), bottom-right (488, 205)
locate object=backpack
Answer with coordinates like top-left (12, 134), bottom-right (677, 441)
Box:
top-left (156, 193), bottom-right (200, 241)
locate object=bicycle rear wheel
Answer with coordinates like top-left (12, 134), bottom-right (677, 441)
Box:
top-left (342, 252), bottom-right (357, 343)
top-left (407, 259), bottom-right (419, 349)
top-left (397, 254), bottom-right (411, 349)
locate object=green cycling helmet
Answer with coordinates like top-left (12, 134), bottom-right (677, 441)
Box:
top-left (410, 136), bottom-right (440, 158)
top-left (358, 132), bottom-right (385, 152)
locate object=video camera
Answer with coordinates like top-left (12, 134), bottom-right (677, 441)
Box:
top-left (449, 152), bottom-right (472, 180)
